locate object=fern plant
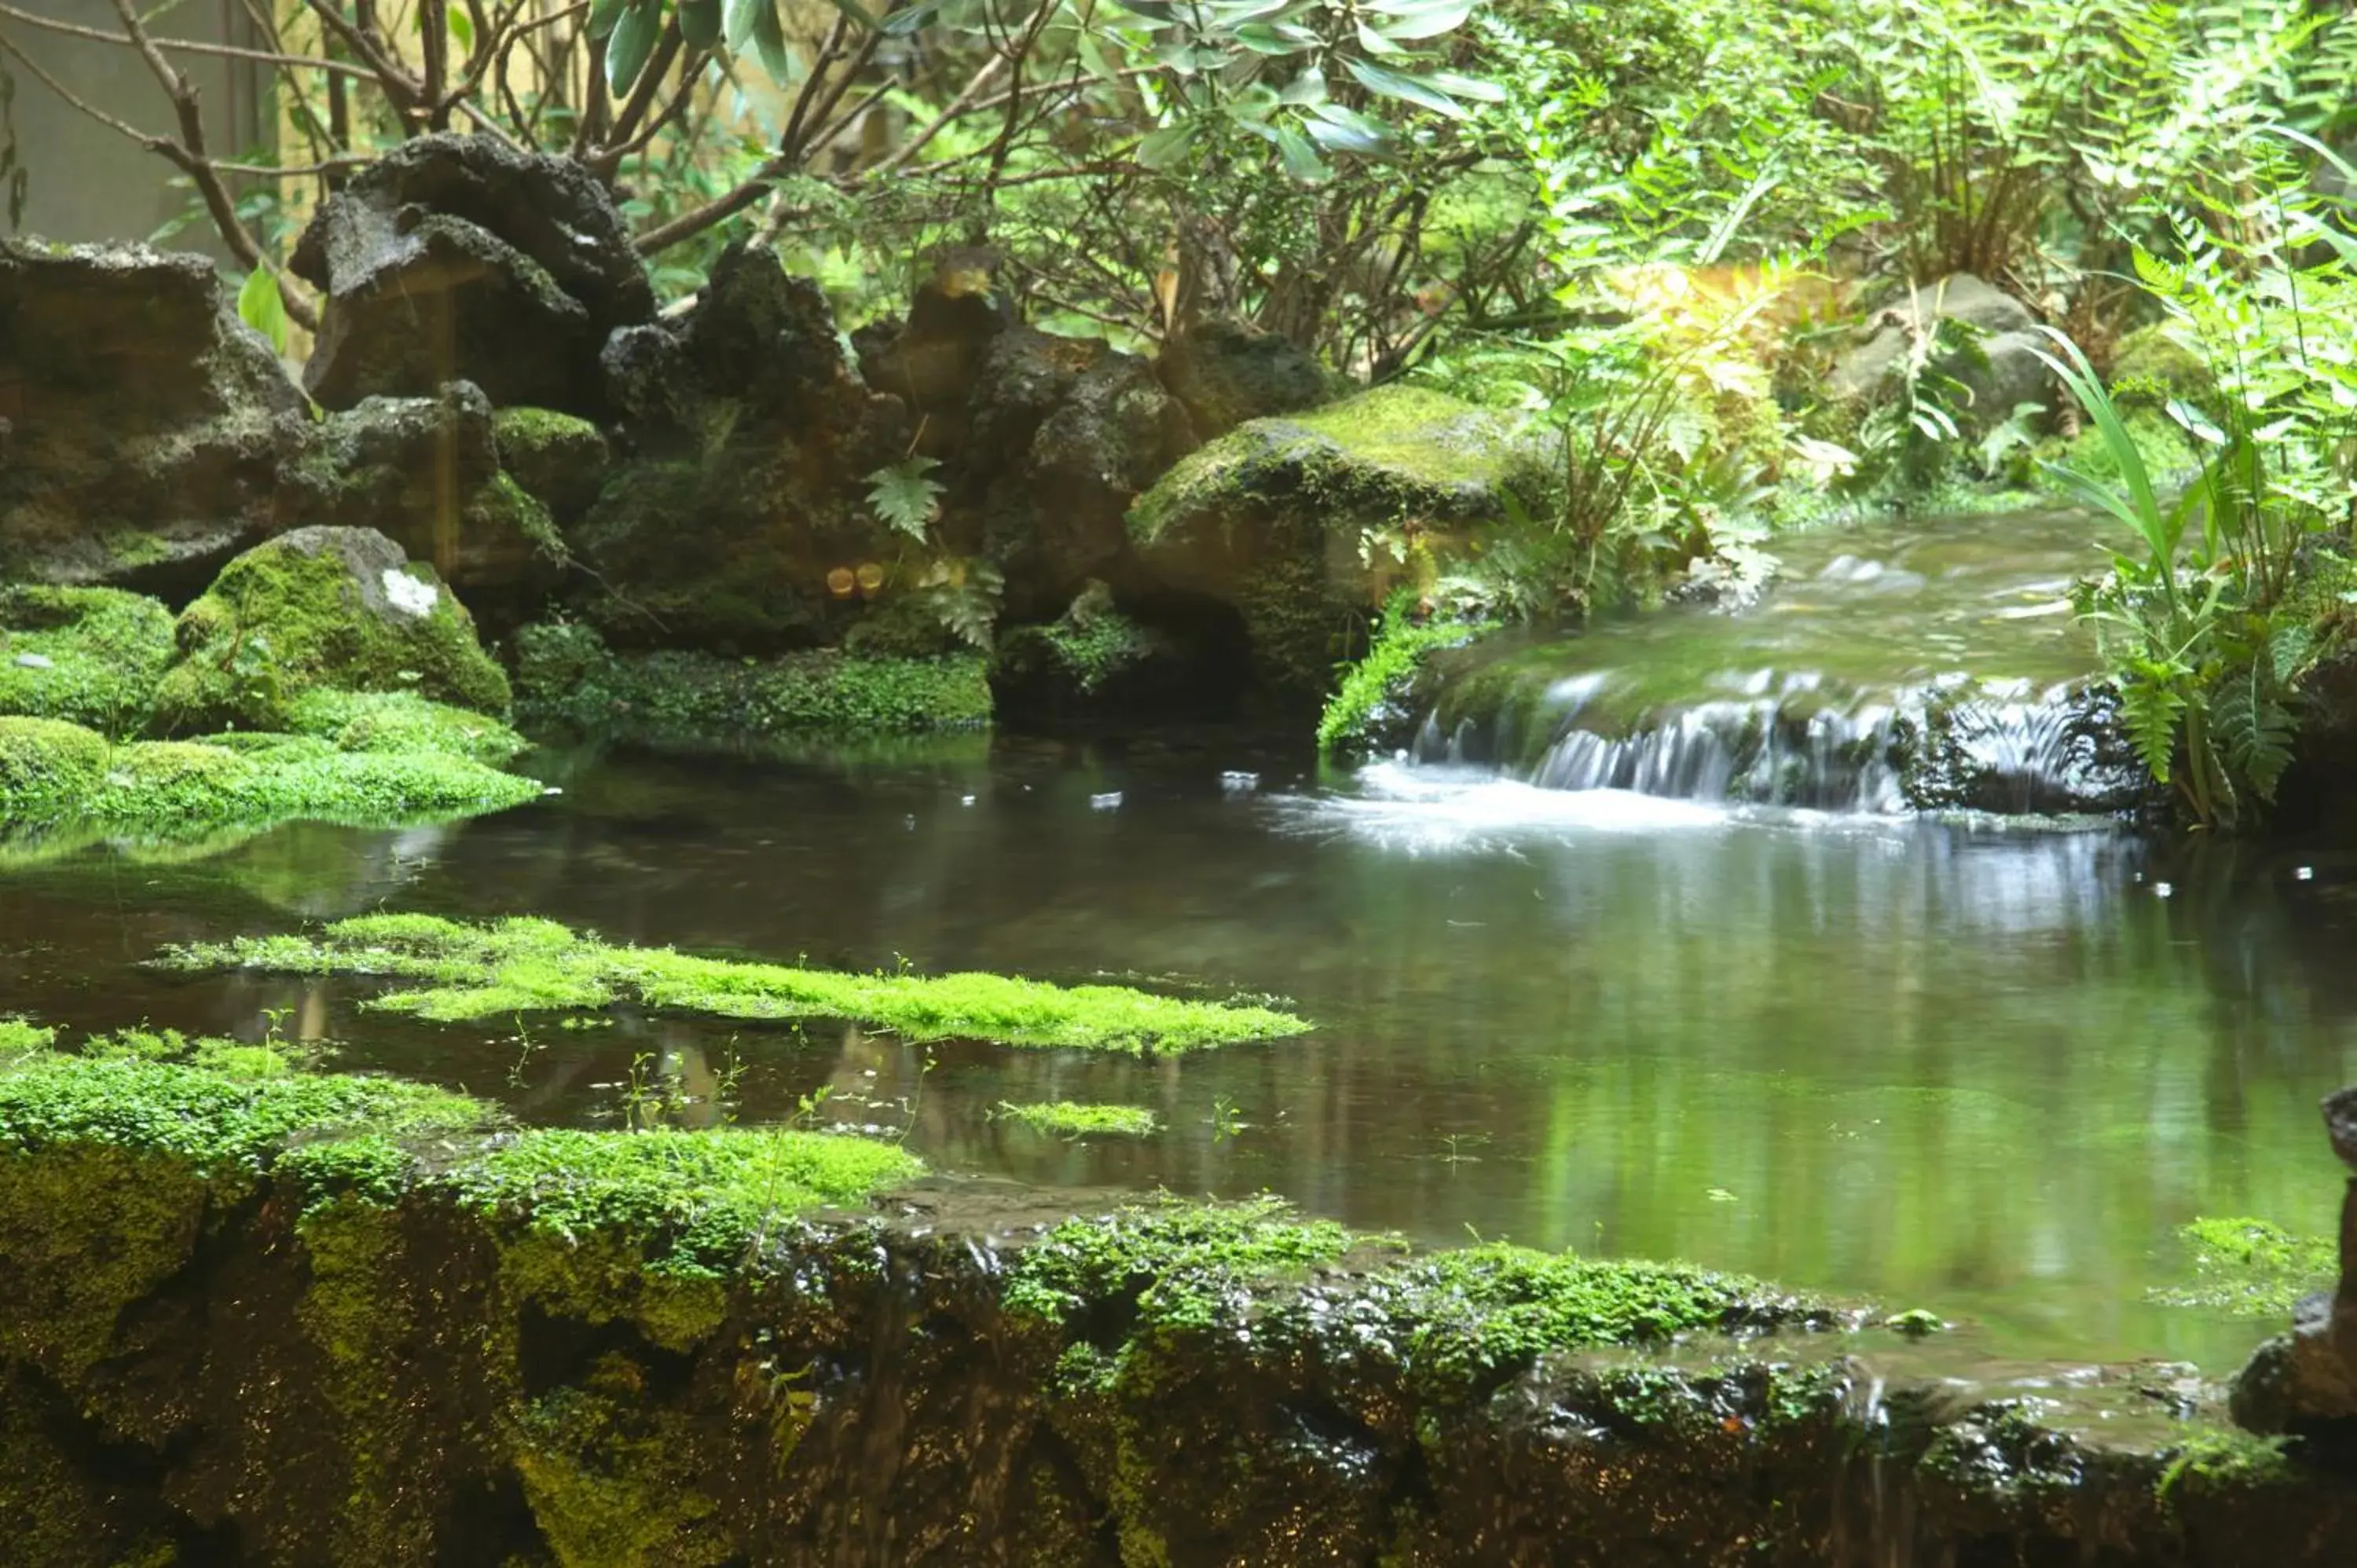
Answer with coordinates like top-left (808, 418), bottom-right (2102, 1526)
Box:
top-left (867, 456), bottom-right (945, 542)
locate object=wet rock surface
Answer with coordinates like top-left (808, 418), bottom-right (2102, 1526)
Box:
top-left (1157, 315), bottom-right (1328, 438)
top-left (0, 240), bottom-right (310, 595)
top-left (1831, 272), bottom-right (2056, 438)
top-left (290, 134), bottom-right (654, 416)
top-left (2234, 1087), bottom-right (2357, 1440)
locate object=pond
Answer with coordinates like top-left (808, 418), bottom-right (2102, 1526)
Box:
top-left (4, 724), bottom-right (2352, 1376)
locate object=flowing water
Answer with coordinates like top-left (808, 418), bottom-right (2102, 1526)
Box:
top-left (3, 511), bottom-right (2353, 1377)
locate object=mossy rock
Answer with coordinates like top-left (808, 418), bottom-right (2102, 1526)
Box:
top-left (151, 526), bottom-right (511, 734)
top-left (493, 405), bottom-right (612, 523)
top-left (2111, 323), bottom-right (2212, 399)
top-left (511, 620), bottom-right (991, 742)
top-left (0, 717), bottom-right (110, 819)
top-left (0, 586), bottom-right (174, 736)
top-left (1128, 386), bottom-right (1548, 702)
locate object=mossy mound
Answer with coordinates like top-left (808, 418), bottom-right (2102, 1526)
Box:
top-left (1129, 386), bottom-right (1548, 702)
top-left (997, 1101), bottom-right (1160, 1138)
top-left (163, 911), bottom-right (1310, 1054)
top-left (0, 711), bottom-right (538, 844)
top-left (493, 405), bottom-right (612, 523)
top-left (152, 526), bottom-right (511, 735)
top-left (0, 585), bottom-right (176, 736)
top-left (0, 1039), bottom-right (2346, 1565)
top-left (512, 620), bottom-right (991, 742)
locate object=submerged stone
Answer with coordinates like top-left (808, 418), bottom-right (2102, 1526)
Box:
top-left (152, 526), bottom-right (511, 735)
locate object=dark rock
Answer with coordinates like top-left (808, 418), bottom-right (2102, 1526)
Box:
top-left (856, 247), bottom-right (1010, 454)
top-left (1831, 273), bottom-right (2055, 438)
top-left (0, 240), bottom-right (310, 594)
top-left (290, 384), bottom-right (564, 608)
top-left (150, 525), bottom-right (510, 732)
top-left (579, 244), bottom-right (906, 652)
top-left (490, 405), bottom-right (610, 527)
top-left (990, 582), bottom-right (1241, 728)
top-left (1157, 316), bottom-right (1326, 438)
top-left (1129, 385), bottom-right (1548, 704)
top-left (2232, 1090), bottom-right (2357, 1437)
top-left (289, 134), bottom-right (654, 416)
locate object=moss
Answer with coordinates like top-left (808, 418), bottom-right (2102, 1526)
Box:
top-left (2036, 404), bottom-right (2198, 494)
top-left (469, 471), bottom-right (569, 562)
top-left (286, 688), bottom-right (530, 768)
top-left (167, 913), bottom-right (1311, 1054)
top-left (0, 714), bottom-right (539, 843)
top-left (1318, 595), bottom-right (1493, 755)
top-left (2110, 323), bottom-right (2212, 398)
top-left (1128, 386), bottom-right (1544, 548)
top-left (2150, 1216), bottom-right (2336, 1317)
top-left (151, 529), bottom-right (511, 735)
top-left (0, 585), bottom-right (175, 736)
top-left (1003, 1197), bottom-right (1363, 1328)
top-left (2154, 1429), bottom-right (2297, 1516)
top-left (512, 621), bottom-right (992, 741)
top-left (0, 716), bottom-right (111, 819)
top-left (438, 1126), bottom-right (920, 1279)
top-left (999, 1101), bottom-right (1160, 1138)
top-left (515, 1354), bottom-right (737, 1568)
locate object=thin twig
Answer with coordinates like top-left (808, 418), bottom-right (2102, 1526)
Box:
top-left (0, 1), bottom-right (375, 75)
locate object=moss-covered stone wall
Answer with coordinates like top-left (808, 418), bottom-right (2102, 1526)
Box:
top-left (0, 1045), bottom-right (2348, 1566)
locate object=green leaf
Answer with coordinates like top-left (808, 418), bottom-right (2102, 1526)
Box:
top-left (1135, 122), bottom-right (1198, 170)
top-left (1420, 68), bottom-right (1504, 103)
top-left (604, 2), bottom-right (661, 94)
top-left (823, 0), bottom-right (881, 29)
top-left (724, 0), bottom-right (766, 53)
top-left (1306, 101), bottom-right (1391, 153)
top-left (680, 0), bottom-right (721, 49)
top-left (1343, 57), bottom-right (1470, 119)
top-left (867, 456), bottom-right (944, 540)
top-left (1275, 123), bottom-right (1329, 182)
top-left (751, 0), bottom-right (794, 84)
top-left (1355, 17), bottom-right (1405, 54)
top-left (1278, 67), bottom-right (1326, 106)
top-left (237, 267), bottom-right (288, 357)
top-left (588, 0), bottom-right (631, 40)
top-left (445, 6), bottom-right (475, 52)
top-left (1366, 0), bottom-right (1472, 41)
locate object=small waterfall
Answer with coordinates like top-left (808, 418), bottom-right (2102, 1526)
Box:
top-left (1406, 511), bottom-right (2147, 818)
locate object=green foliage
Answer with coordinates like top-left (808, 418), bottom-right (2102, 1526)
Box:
top-left (1318, 589), bottom-right (1490, 755)
top-left (0, 586), bottom-right (176, 738)
top-left (1003, 1196), bottom-right (1364, 1327)
top-left (997, 1101), bottom-right (1160, 1138)
top-left (236, 266), bottom-right (289, 355)
top-left (2150, 1216), bottom-right (2336, 1317)
top-left (163, 912), bottom-right (1313, 1054)
top-left (865, 456), bottom-right (945, 541)
top-left (511, 621), bottom-right (992, 739)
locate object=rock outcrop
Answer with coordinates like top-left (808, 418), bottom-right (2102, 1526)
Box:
top-left (2233, 1086), bottom-right (2357, 1436)
top-left (151, 526), bottom-right (510, 734)
top-left (289, 135), bottom-right (654, 416)
top-left (1129, 385), bottom-right (1549, 703)
top-left (0, 240), bottom-right (310, 594)
top-left (1831, 273), bottom-right (2055, 438)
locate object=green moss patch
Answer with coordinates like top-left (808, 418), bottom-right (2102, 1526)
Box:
top-left (163, 913), bottom-right (1310, 1055)
top-left (151, 526), bottom-right (511, 734)
top-left (285, 688), bottom-right (529, 768)
top-left (0, 716), bottom-right (541, 842)
top-left (2150, 1217), bottom-right (2337, 1317)
top-left (0, 586), bottom-right (175, 736)
top-left (513, 621), bottom-right (991, 741)
top-left (998, 1101), bottom-right (1160, 1138)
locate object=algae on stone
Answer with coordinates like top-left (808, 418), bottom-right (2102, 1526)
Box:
top-left (1128, 386), bottom-right (1546, 701)
top-left (0, 585), bottom-right (176, 736)
top-left (999, 1101), bottom-right (1160, 1138)
top-left (2151, 1216), bottom-right (2337, 1317)
top-left (165, 911), bottom-right (1311, 1054)
top-left (152, 526), bottom-right (511, 734)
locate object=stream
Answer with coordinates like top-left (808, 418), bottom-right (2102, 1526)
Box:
top-left (3, 511), bottom-right (2352, 1378)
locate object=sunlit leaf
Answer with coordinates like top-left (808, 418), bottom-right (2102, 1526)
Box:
top-left (1306, 100), bottom-right (1392, 152)
top-left (1278, 67), bottom-right (1326, 106)
top-left (236, 267), bottom-right (288, 357)
top-left (1275, 123), bottom-right (1329, 182)
top-left (1343, 57), bottom-right (1470, 118)
top-left (1135, 121), bottom-right (1198, 170)
top-left (724, 0), bottom-right (766, 53)
top-left (1367, 0), bottom-right (1472, 40)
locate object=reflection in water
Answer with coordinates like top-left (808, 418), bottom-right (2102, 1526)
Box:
top-left (2, 738), bottom-right (2353, 1370)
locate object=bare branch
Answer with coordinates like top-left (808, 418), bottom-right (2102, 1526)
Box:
top-left (0, 2), bottom-right (376, 76)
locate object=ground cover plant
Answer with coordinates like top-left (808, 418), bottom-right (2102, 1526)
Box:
top-left (163, 912), bottom-right (1311, 1053)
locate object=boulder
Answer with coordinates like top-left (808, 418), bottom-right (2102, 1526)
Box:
top-left (294, 383), bottom-right (566, 604)
top-left (2231, 1086), bottom-right (2357, 1435)
top-left (1157, 316), bottom-right (1326, 438)
top-left (1129, 386), bottom-right (1549, 703)
top-left (289, 134), bottom-right (654, 416)
top-left (1831, 273), bottom-right (2054, 437)
top-left (580, 244), bottom-right (904, 652)
top-left (151, 526), bottom-right (510, 734)
top-left (492, 406), bottom-right (611, 526)
top-left (974, 330), bottom-right (1196, 614)
top-left (856, 247), bottom-right (1010, 455)
top-left (0, 240), bottom-right (310, 593)
top-left (0, 586), bottom-right (176, 737)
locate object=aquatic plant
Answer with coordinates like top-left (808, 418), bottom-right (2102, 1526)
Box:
top-left (2150, 1216), bottom-right (2335, 1317)
top-left (997, 1101), bottom-right (1160, 1138)
top-left (162, 913), bottom-right (1311, 1056)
